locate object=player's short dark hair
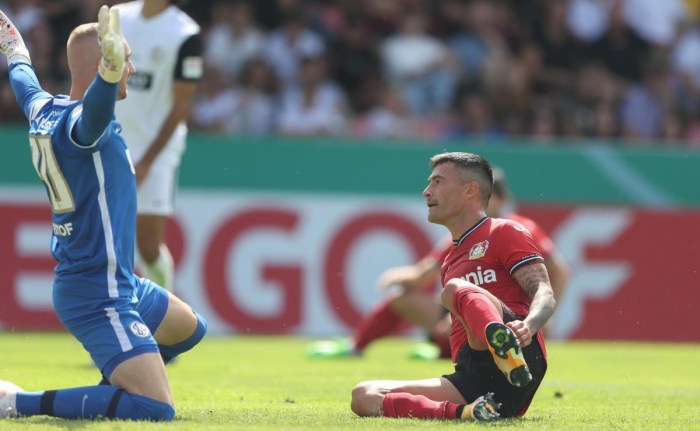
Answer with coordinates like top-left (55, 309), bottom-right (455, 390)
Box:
top-left (429, 152), bottom-right (493, 206)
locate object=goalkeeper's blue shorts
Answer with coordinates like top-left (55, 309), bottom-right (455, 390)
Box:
top-left (53, 276), bottom-right (169, 378)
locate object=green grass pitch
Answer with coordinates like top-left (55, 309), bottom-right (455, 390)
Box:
top-left (0, 333), bottom-right (698, 430)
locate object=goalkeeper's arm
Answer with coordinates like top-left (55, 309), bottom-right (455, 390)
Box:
top-left (0, 10), bottom-right (55, 121)
top-left (71, 76), bottom-right (118, 147)
top-left (72, 5), bottom-right (125, 146)
top-left (0, 9), bottom-right (30, 65)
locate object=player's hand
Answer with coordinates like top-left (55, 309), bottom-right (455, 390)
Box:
top-left (506, 320), bottom-right (533, 348)
top-left (97, 5), bottom-right (125, 83)
top-left (0, 10), bottom-right (30, 65)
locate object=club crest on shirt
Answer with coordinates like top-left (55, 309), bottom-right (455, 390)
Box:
top-left (469, 240), bottom-right (489, 260)
top-left (129, 321), bottom-right (151, 338)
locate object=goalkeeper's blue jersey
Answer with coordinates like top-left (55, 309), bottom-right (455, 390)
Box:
top-left (15, 65), bottom-right (138, 299)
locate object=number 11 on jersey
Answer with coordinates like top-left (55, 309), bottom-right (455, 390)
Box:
top-left (29, 134), bottom-right (75, 213)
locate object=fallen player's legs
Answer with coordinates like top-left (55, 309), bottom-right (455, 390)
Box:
top-left (351, 377), bottom-right (499, 421)
top-left (307, 287), bottom-right (441, 358)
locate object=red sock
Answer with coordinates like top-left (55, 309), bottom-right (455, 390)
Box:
top-left (382, 393), bottom-right (461, 419)
top-left (453, 285), bottom-right (502, 344)
top-left (353, 298), bottom-right (404, 351)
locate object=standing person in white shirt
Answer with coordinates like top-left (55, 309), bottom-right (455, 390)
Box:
top-left (114, 0), bottom-right (203, 291)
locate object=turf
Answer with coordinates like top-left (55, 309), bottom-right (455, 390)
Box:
top-left (0, 333), bottom-right (698, 430)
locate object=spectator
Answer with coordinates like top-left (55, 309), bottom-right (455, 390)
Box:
top-left (530, 0), bottom-right (582, 95)
top-left (191, 58), bottom-right (276, 136)
top-left (380, 11), bottom-right (456, 115)
top-left (264, 6), bottom-right (325, 88)
top-left (329, 15), bottom-right (382, 113)
top-left (276, 54), bottom-right (347, 136)
top-left (358, 87), bottom-right (419, 139)
top-left (448, 0), bottom-right (505, 87)
top-left (204, 0), bottom-right (265, 79)
top-left (620, 61), bottom-right (671, 140)
top-left (622, 0), bottom-right (686, 48)
top-left (584, 0), bottom-right (651, 83)
top-left (190, 63), bottom-right (238, 134)
top-left (444, 91), bottom-right (502, 141)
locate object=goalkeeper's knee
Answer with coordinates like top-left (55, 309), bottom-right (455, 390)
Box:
top-left (118, 391), bottom-right (175, 421)
top-left (159, 310), bottom-right (207, 363)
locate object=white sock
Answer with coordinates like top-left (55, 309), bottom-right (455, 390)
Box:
top-left (141, 244), bottom-right (174, 291)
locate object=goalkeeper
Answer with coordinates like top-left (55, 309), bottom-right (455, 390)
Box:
top-left (0, 6), bottom-right (206, 421)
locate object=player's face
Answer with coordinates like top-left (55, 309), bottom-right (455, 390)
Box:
top-left (117, 42), bottom-right (135, 100)
top-left (423, 162), bottom-right (469, 226)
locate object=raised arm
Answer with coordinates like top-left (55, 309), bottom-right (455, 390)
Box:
top-left (72, 77), bottom-right (118, 146)
top-left (72, 6), bottom-right (126, 146)
top-left (0, 10), bottom-right (52, 119)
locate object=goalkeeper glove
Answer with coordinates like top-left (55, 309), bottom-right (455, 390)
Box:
top-left (97, 5), bottom-right (125, 84)
top-left (0, 10), bottom-right (30, 65)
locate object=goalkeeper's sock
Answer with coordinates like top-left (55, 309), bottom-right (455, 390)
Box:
top-left (382, 393), bottom-right (460, 419)
top-left (141, 244), bottom-right (174, 291)
top-left (353, 298), bottom-right (403, 351)
top-left (452, 285), bottom-right (502, 345)
top-left (15, 386), bottom-right (174, 420)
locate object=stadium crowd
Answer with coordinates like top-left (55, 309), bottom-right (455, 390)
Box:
top-left (1, 0), bottom-right (700, 146)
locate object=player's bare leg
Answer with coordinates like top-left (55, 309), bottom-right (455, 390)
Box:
top-left (351, 377), bottom-right (499, 421)
top-left (391, 290), bottom-right (444, 331)
top-left (390, 291), bottom-right (449, 359)
top-left (154, 292), bottom-right (199, 345)
top-left (109, 353), bottom-right (173, 406)
top-left (137, 214), bottom-right (173, 291)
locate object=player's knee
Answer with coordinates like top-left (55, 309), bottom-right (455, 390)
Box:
top-left (350, 382), bottom-right (369, 416)
top-left (440, 282), bottom-right (458, 310)
top-left (350, 381), bottom-right (380, 417)
top-left (442, 279), bottom-right (487, 309)
top-left (128, 392), bottom-right (176, 421)
top-left (159, 311), bottom-right (207, 362)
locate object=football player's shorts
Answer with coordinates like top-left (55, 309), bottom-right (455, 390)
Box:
top-left (443, 306), bottom-right (547, 418)
top-left (54, 277), bottom-right (169, 378)
top-left (137, 157), bottom-right (179, 216)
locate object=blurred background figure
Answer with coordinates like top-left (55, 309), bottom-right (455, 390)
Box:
top-left (380, 11), bottom-right (456, 116)
top-left (191, 58), bottom-right (277, 136)
top-left (203, 0), bottom-right (264, 80)
top-left (276, 54), bottom-right (347, 136)
top-left (264, 5), bottom-right (325, 90)
top-left (113, 0), bottom-right (203, 292)
top-left (357, 86), bottom-right (420, 140)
